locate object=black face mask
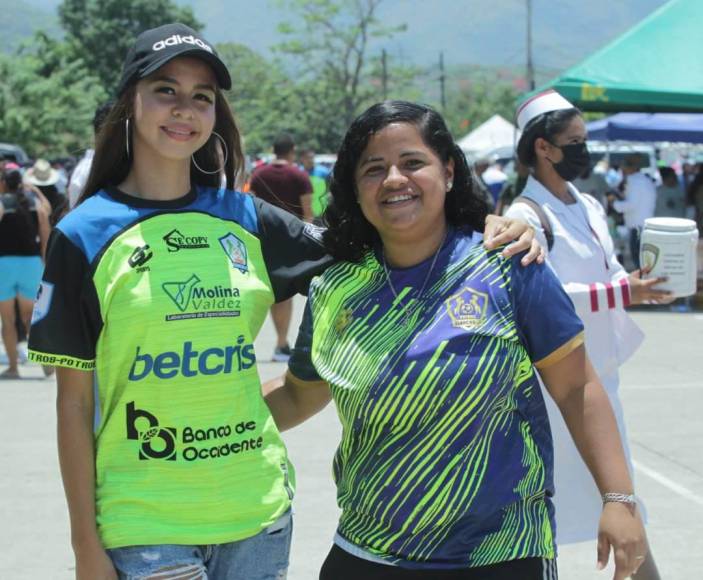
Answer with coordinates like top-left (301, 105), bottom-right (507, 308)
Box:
top-left (548, 142), bottom-right (590, 181)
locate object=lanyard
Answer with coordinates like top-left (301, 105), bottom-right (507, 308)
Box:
top-left (567, 199), bottom-right (610, 272)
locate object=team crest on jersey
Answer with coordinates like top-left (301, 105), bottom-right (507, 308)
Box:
top-left (219, 233), bottom-right (248, 272)
top-left (334, 307), bottom-right (354, 334)
top-left (445, 287), bottom-right (488, 330)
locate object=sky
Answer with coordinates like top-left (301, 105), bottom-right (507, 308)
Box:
top-left (20, 0), bottom-right (671, 75)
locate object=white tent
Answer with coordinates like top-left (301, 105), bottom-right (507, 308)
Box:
top-left (457, 114), bottom-right (519, 158)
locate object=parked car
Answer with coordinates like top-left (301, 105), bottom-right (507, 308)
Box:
top-left (0, 142), bottom-right (30, 165)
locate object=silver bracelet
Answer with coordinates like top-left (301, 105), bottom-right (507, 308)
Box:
top-left (602, 492), bottom-right (637, 506)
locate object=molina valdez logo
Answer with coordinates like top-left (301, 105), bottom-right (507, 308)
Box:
top-left (162, 274), bottom-right (241, 321)
top-left (126, 402), bottom-right (177, 461)
top-left (163, 228), bottom-right (210, 252)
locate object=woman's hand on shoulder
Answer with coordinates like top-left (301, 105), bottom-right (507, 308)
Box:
top-left (597, 502), bottom-right (647, 580)
top-left (483, 214), bottom-right (545, 266)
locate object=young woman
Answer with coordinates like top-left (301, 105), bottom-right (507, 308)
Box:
top-left (266, 101), bottom-right (647, 580)
top-left (505, 90), bottom-right (670, 580)
top-left (27, 25), bottom-right (537, 580)
top-left (0, 168), bottom-right (50, 379)
top-left (26, 23), bottom-right (336, 580)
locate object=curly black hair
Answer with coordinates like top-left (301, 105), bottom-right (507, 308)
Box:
top-left (516, 107), bottom-right (582, 168)
top-left (322, 100), bottom-right (489, 262)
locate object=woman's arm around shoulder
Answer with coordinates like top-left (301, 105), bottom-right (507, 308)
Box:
top-left (264, 371), bottom-right (332, 432)
top-left (483, 212), bottom-right (545, 266)
top-left (264, 298), bottom-right (332, 431)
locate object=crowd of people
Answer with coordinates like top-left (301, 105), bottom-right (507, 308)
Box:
top-left (0, 20), bottom-right (694, 580)
top-left (475, 143), bottom-right (703, 270)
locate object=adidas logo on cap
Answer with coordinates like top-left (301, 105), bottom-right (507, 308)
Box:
top-left (152, 34), bottom-right (214, 54)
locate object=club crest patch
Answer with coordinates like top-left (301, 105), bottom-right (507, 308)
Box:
top-left (31, 281), bottom-right (55, 325)
top-left (445, 286), bottom-right (488, 330)
top-left (219, 233), bottom-right (248, 272)
top-left (334, 307), bottom-right (354, 334)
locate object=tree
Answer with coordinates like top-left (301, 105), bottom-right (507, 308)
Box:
top-left (0, 50), bottom-right (106, 158)
top-left (58, 0), bottom-right (202, 92)
top-left (216, 43), bottom-right (308, 155)
top-left (443, 70), bottom-right (520, 141)
top-left (273, 0), bottom-right (407, 150)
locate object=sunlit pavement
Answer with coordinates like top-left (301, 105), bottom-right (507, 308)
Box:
top-left (1, 300), bottom-right (701, 579)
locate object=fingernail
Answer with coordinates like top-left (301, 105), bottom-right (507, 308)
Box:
top-left (596, 561), bottom-right (604, 570)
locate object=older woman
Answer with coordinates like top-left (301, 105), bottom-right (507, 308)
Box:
top-left (266, 101), bottom-right (646, 580)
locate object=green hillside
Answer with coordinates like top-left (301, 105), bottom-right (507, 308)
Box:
top-left (0, 0), bottom-right (60, 53)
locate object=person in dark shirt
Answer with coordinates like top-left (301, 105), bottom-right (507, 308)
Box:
top-left (0, 168), bottom-right (50, 378)
top-left (495, 159), bottom-right (530, 215)
top-left (250, 134), bottom-right (314, 361)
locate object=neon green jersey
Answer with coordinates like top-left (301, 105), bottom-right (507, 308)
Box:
top-left (28, 186), bottom-right (331, 548)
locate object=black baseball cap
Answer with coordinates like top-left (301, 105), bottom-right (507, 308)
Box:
top-left (115, 23), bottom-right (232, 95)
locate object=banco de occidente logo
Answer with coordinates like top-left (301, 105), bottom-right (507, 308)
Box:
top-left (126, 402), bottom-right (177, 461)
top-left (161, 274), bottom-right (242, 321)
top-left (125, 402), bottom-right (264, 463)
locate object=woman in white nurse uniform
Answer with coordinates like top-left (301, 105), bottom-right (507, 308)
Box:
top-left (506, 91), bottom-right (673, 580)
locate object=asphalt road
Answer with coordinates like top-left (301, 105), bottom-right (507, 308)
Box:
top-left (1, 301), bottom-right (701, 579)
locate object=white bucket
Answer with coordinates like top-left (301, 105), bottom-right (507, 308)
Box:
top-left (640, 217), bottom-right (699, 298)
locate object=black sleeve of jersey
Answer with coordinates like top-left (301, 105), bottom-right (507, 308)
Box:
top-left (28, 229), bottom-right (103, 368)
top-left (288, 300), bottom-right (322, 381)
top-left (253, 196), bottom-right (334, 302)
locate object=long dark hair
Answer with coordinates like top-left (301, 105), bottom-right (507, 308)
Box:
top-left (323, 100), bottom-right (488, 262)
top-left (516, 108), bottom-right (582, 168)
top-left (2, 169), bottom-right (34, 227)
top-left (78, 83), bottom-right (244, 204)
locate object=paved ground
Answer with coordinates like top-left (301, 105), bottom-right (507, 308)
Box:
top-left (1, 300), bottom-right (701, 579)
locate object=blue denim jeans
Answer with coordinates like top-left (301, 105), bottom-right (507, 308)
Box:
top-left (108, 511), bottom-right (292, 579)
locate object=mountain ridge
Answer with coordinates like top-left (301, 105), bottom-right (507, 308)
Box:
top-left (6, 0), bottom-right (668, 79)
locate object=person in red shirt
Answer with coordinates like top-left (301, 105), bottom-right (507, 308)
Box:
top-left (250, 134), bottom-right (313, 361)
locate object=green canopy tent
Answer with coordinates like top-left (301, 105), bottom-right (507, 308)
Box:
top-left (535, 0), bottom-right (703, 112)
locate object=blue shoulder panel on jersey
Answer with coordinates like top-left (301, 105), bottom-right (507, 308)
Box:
top-left (57, 192), bottom-right (155, 264)
top-left (193, 187), bottom-right (259, 234)
top-left (57, 187), bottom-right (259, 265)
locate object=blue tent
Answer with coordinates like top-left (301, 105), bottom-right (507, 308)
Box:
top-left (587, 113), bottom-right (703, 143)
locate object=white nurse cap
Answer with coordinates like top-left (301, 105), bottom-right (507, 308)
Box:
top-left (516, 90), bottom-right (574, 131)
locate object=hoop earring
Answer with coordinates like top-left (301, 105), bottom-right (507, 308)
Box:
top-left (192, 131), bottom-right (228, 175)
top-left (125, 118), bottom-right (131, 158)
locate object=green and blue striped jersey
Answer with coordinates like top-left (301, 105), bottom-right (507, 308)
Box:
top-left (291, 228), bottom-right (584, 569)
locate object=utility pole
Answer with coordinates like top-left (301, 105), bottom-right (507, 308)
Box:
top-left (381, 49), bottom-right (388, 100)
top-left (439, 51), bottom-right (446, 111)
top-left (526, 0), bottom-right (535, 90)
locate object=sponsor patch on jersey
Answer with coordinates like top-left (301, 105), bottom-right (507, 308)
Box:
top-left (219, 233), bottom-right (248, 272)
top-left (445, 286), bottom-right (488, 330)
top-left (161, 274), bottom-right (242, 321)
top-left (163, 229), bottom-right (210, 252)
top-left (128, 244), bottom-right (153, 271)
top-left (303, 222), bottom-right (326, 244)
top-left (31, 281), bottom-right (54, 325)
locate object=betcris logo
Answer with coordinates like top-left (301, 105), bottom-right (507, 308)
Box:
top-left (129, 336), bottom-right (256, 381)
